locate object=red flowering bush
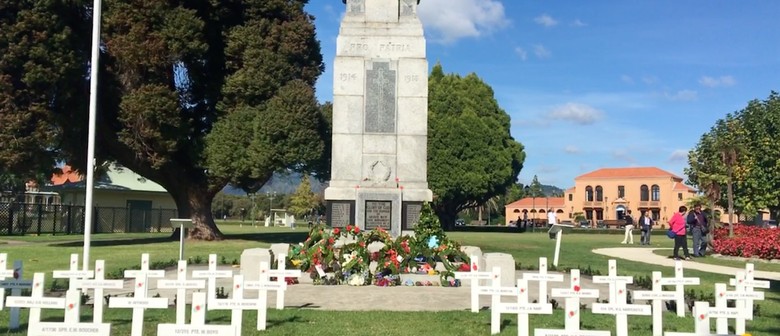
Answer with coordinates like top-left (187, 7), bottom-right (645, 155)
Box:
top-left (711, 224), bottom-right (780, 260)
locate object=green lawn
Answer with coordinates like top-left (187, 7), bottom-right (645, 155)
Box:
top-left (0, 227), bottom-right (778, 335)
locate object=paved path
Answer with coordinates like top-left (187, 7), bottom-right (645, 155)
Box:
top-left (593, 247), bottom-right (780, 280)
top-left (89, 265), bottom-right (615, 311)
top-left (78, 248), bottom-right (779, 311)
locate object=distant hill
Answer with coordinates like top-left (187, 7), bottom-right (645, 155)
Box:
top-left (541, 184), bottom-right (564, 197)
top-left (221, 172), bottom-right (327, 195)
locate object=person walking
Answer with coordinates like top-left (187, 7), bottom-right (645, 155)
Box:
top-left (639, 211), bottom-right (653, 245)
top-left (669, 206), bottom-right (691, 260)
top-left (686, 205), bottom-right (709, 257)
top-left (620, 210), bottom-right (635, 244)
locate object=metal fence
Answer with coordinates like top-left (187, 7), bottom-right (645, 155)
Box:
top-left (0, 202), bottom-right (178, 235)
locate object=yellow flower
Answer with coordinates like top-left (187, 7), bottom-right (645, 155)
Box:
top-left (291, 259), bottom-right (302, 266)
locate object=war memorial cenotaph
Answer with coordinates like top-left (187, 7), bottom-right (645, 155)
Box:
top-left (324, 0), bottom-right (432, 236)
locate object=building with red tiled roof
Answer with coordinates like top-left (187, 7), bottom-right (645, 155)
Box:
top-left (505, 167), bottom-right (698, 227)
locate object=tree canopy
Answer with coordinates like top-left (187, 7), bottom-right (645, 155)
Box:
top-left (0, 0), bottom-right (328, 239)
top-left (427, 63), bottom-right (525, 228)
top-left (686, 92), bottom-right (780, 228)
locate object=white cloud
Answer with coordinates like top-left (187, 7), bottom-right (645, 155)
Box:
top-left (571, 19), bottom-right (587, 27)
top-left (534, 44), bottom-right (551, 59)
top-left (612, 149), bottom-right (636, 164)
top-left (418, 0), bottom-right (510, 43)
top-left (668, 149), bottom-right (688, 162)
top-left (620, 75), bottom-right (634, 84)
top-left (534, 14), bottom-right (558, 27)
top-left (514, 47), bottom-right (528, 61)
top-left (564, 145), bottom-right (581, 154)
top-left (665, 89), bottom-right (698, 101)
top-left (699, 75), bottom-right (736, 88)
top-left (641, 76), bottom-right (659, 85)
top-left (547, 103), bottom-right (604, 125)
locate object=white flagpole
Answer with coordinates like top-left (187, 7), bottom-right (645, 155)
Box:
top-left (83, 0), bottom-right (103, 271)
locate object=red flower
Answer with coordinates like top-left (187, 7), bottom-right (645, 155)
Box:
top-left (346, 225), bottom-right (353, 232)
top-left (333, 228), bottom-right (340, 235)
top-left (354, 227), bottom-right (361, 234)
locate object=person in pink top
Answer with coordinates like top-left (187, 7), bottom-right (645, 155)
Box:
top-left (668, 206), bottom-right (691, 260)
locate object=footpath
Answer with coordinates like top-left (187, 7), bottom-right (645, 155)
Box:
top-left (593, 247), bottom-right (780, 281)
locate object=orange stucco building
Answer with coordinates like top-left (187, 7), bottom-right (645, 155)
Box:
top-left (505, 167), bottom-right (697, 227)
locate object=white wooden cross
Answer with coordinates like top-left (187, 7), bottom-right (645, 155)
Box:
top-left (454, 254), bottom-right (501, 313)
top-left (664, 301), bottom-right (743, 336)
top-left (108, 273), bottom-right (169, 336)
top-left (245, 261), bottom-right (285, 331)
top-left (157, 260), bottom-right (206, 324)
top-left (723, 272), bottom-right (764, 335)
top-left (26, 290), bottom-right (111, 336)
top-left (729, 264), bottom-right (769, 328)
top-left (72, 260), bottom-right (124, 323)
top-left (550, 269), bottom-right (600, 331)
top-left (0, 253), bottom-right (15, 310)
top-left (536, 278), bottom-right (609, 336)
top-left (157, 292), bottom-right (234, 335)
top-left (123, 253), bottom-right (166, 280)
top-left (268, 253), bottom-right (301, 310)
top-left (633, 271), bottom-right (679, 336)
top-left (658, 260), bottom-right (699, 317)
top-left (0, 259), bottom-right (32, 329)
top-left (5, 273), bottom-right (60, 327)
top-left (52, 253), bottom-right (94, 290)
top-left (592, 260), bottom-right (633, 304)
top-left (473, 267), bottom-right (515, 335)
top-left (522, 257), bottom-right (564, 306)
top-left (497, 279), bottom-right (553, 336)
top-left (592, 259), bottom-right (635, 332)
top-left (210, 274), bottom-right (266, 336)
top-left (192, 254), bottom-right (233, 305)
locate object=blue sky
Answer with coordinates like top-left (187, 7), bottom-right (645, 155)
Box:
top-left (305, 1), bottom-right (780, 188)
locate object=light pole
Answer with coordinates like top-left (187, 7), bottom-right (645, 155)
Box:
top-left (266, 191), bottom-right (276, 226)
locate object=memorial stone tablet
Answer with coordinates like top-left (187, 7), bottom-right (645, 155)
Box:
top-left (365, 61), bottom-right (396, 133)
top-left (402, 202), bottom-right (422, 230)
top-left (329, 201), bottom-right (353, 228)
top-left (365, 200), bottom-right (392, 230)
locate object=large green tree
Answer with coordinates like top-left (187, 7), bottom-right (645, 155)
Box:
top-left (686, 92), bottom-right (780, 235)
top-left (428, 64), bottom-right (525, 228)
top-left (0, 0), bottom-right (327, 240)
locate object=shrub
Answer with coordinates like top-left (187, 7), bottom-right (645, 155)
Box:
top-left (711, 224), bottom-right (780, 260)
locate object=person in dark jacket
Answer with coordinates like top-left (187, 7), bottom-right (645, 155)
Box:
top-left (638, 211), bottom-right (653, 245)
top-left (686, 205), bottom-right (709, 257)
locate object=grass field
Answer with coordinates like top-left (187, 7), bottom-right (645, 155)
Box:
top-left (0, 226), bottom-right (777, 335)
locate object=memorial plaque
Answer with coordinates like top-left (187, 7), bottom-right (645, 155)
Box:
top-left (327, 201), bottom-right (354, 228)
top-left (365, 200), bottom-right (392, 230)
top-left (346, 0), bottom-right (365, 15)
top-left (365, 61), bottom-right (396, 133)
top-left (402, 202), bottom-right (422, 229)
top-left (400, 0), bottom-right (416, 16)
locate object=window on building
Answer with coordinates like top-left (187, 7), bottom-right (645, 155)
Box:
top-left (651, 185), bottom-right (660, 201)
top-left (568, 193), bottom-right (573, 201)
top-left (618, 186), bottom-right (625, 198)
top-left (585, 186), bottom-right (593, 202)
top-left (595, 186), bottom-right (603, 201)
top-left (678, 193), bottom-right (683, 201)
top-left (640, 185), bottom-right (649, 201)
top-left (595, 209), bottom-right (604, 220)
top-left (651, 209), bottom-right (660, 221)
top-left (586, 210), bottom-right (593, 220)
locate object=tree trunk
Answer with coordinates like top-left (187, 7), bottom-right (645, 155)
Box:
top-left (433, 204), bottom-right (457, 231)
top-left (170, 186), bottom-right (224, 241)
top-left (477, 206), bottom-right (483, 226)
top-left (727, 171), bottom-right (734, 238)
